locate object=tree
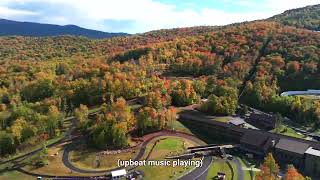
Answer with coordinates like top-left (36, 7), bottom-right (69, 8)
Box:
top-left (284, 165), bottom-right (305, 180)
top-left (20, 125), bottom-right (36, 142)
top-left (36, 142), bottom-right (49, 167)
top-left (274, 113), bottom-right (283, 133)
top-left (239, 105), bottom-right (249, 117)
top-left (164, 107), bottom-right (177, 129)
top-left (192, 79), bottom-right (206, 97)
top-left (286, 61), bottom-right (301, 75)
top-left (46, 105), bottom-right (61, 138)
top-left (74, 104), bottom-right (89, 127)
top-left (21, 79), bottom-right (55, 102)
top-left (170, 80), bottom-right (200, 107)
top-left (88, 98), bottom-right (133, 149)
top-left (112, 122), bottom-right (128, 148)
top-left (144, 91), bottom-right (171, 110)
top-left (200, 87), bottom-right (238, 115)
top-left (137, 107), bottom-right (158, 135)
top-left (256, 153), bottom-right (280, 180)
top-left (0, 131), bottom-right (16, 156)
top-left (10, 118), bottom-right (27, 143)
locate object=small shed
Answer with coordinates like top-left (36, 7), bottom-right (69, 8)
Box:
top-left (111, 169), bottom-right (127, 179)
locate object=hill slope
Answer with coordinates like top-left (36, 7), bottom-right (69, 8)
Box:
top-left (0, 19), bottom-right (129, 39)
top-left (270, 4), bottom-right (320, 31)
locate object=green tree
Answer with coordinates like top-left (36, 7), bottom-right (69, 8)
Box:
top-left (171, 80), bottom-right (200, 107)
top-left (46, 105), bottom-right (61, 138)
top-left (10, 117), bottom-right (27, 143)
top-left (275, 113), bottom-right (283, 133)
top-left (0, 131), bottom-right (16, 156)
top-left (137, 107), bottom-right (158, 135)
top-left (36, 142), bottom-right (49, 167)
top-left (21, 79), bottom-right (55, 102)
top-left (74, 104), bottom-right (89, 127)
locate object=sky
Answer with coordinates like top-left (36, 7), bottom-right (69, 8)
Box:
top-left (0, 0), bottom-right (319, 34)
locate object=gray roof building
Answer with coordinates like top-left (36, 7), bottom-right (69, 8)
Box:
top-left (229, 118), bottom-right (246, 126)
top-left (275, 138), bottom-right (310, 155)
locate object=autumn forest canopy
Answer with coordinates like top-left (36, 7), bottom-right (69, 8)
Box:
top-left (0, 4), bottom-right (320, 157)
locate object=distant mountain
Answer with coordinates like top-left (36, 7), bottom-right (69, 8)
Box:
top-left (270, 4), bottom-right (320, 31)
top-left (0, 19), bottom-right (129, 39)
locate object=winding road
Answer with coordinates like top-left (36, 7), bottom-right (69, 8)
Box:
top-left (62, 130), bottom-right (212, 180)
top-left (0, 117), bottom-right (77, 166)
top-left (1, 105), bottom-right (221, 180)
top-left (233, 158), bottom-right (244, 180)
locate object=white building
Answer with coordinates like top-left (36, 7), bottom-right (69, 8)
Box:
top-left (111, 169), bottom-right (127, 179)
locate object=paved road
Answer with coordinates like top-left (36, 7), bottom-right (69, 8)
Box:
top-left (233, 158), bottom-right (244, 180)
top-left (62, 130), bottom-right (212, 180)
top-left (179, 155), bottom-right (212, 180)
top-left (0, 117), bottom-right (76, 166)
top-left (0, 107), bottom-right (105, 166)
top-left (17, 168), bottom-right (109, 180)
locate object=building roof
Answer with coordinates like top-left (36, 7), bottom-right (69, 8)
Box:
top-left (305, 147), bottom-right (320, 157)
top-left (240, 131), bottom-right (275, 151)
top-left (275, 138), bottom-right (310, 155)
top-left (111, 169), bottom-right (127, 177)
top-left (229, 118), bottom-right (246, 126)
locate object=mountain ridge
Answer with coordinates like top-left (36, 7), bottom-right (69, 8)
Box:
top-left (269, 4), bottom-right (320, 31)
top-left (0, 19), bottom-right (129, 39)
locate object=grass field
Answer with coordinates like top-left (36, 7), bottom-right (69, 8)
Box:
top-left (271, 125), bottom-right (304, 139)
top-left (0, 171), bottom-right (38, 180)
top-left (206, 159), bottom-right (238, 180)
top-left (136, 137), bottom-right (199, 180)
top-left (0, 145), bottom-right (90, 179)
top-left (214, 117), bottom-right (230, 123)
top-left (69, 145), bottom-right (138, 171)
top-left (171, 120), bottom-right (195, 135)
top-left (22, 146), bottom-right (93, 177)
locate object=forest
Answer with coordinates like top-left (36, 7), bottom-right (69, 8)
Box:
top-left (1, 10), bottom-right (320, 157)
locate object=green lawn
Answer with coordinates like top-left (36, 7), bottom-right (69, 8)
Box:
top-left (69, 146), bottom-right (138, 170)
top-left (154, 138), bottom-right (184, 151)
top-left (0, 171), bottom-right (39, 180)
top-left (206, 160), bottom-right (238, 180)
top-left (171, 120), bottom-right (193, 134)
top-left (22, 146), bottom-right (92, 177)
top-left (214, 117), bottom-right (230, 123)
top-left (136, 137), bottom-right (199, 180)
top-left (271, 125), bottom-right (304, 139)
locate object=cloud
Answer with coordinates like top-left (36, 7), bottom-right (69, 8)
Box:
top-left (0, 6), bottom-right (37, 18)
top-left (0, 0), bottom-right (318, 33)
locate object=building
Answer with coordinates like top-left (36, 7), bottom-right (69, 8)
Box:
top-left (111, 169), bottom-right (127, 179)
top-left (228, 118), bottom-right (246, 128)
top-left (246, 113), bottom-right (276, 130)
top-left (240, 131), bottom-right (277, 156)
top-left (179, 110), bottom-right (320, 178)
top-left (305, 147), bottom-right (320, 177)
top-left (273, 139), bottom-right (310, 169)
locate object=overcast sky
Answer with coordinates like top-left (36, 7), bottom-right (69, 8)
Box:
top-left (0, 0), bottom-right (318, 33)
